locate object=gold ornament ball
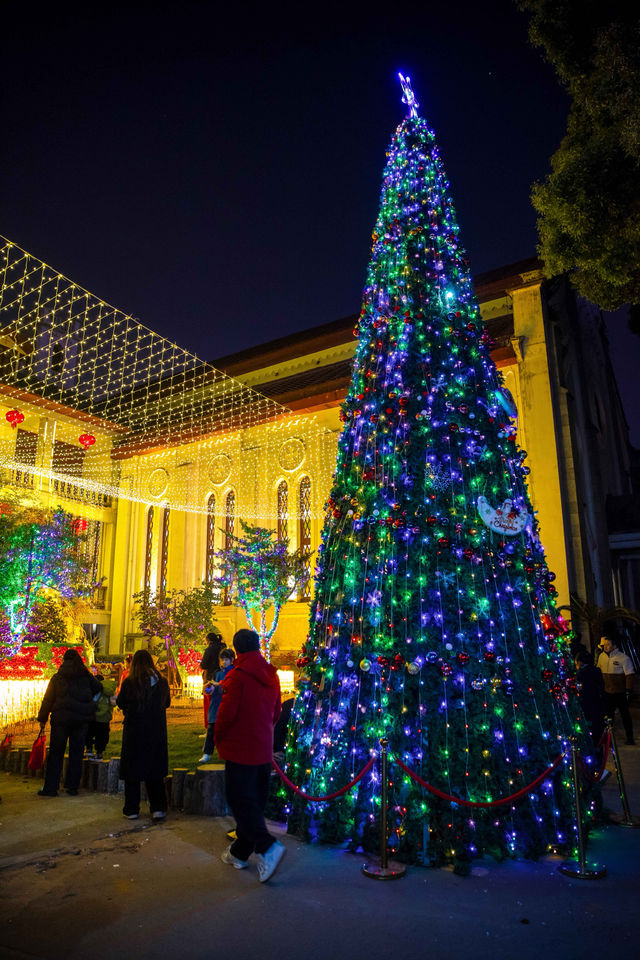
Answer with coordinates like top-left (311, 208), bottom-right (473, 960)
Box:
top-left (359, 658), bottom-right (371, 672)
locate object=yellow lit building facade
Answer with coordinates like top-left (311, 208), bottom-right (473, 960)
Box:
top-left (1, 239), bottom-right (637, 662)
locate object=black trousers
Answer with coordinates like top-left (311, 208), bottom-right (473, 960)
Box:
top-left (123, 779), bottom-right (168, 816)
top-left (203, 722), bottom-right (216, 755)
top-left (225, 760), bottom-right (275, 861)
top-left (43, 722), bottom-right (88, 793)
top-left (605, 691), bottom-right (634, 741)
top-left (86, 721), bottom-right (110, 755)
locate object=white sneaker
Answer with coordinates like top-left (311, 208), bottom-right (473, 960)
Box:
top-left (257, 841), bottom-right (286, 883)
top-left (151, 811), bottom-right (167, 820)
top-left (221, 846), bottom-right (248, 870)
top-left (198, 754), bottom-right (211, 763)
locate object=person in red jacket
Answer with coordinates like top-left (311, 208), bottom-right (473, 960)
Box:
top-left (215, 628), bottom-right (286, 882)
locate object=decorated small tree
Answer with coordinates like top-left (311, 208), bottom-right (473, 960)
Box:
top-left (283, 77), bottom-right (585, 868)
top-left (214, 521), bottom-right (311, 661)
top-left (0, 505), bottom-right (92, 654)
top-left (22, 596), bottom-right (69, 645)
top-left (133, 584), bottom-right (220, 684)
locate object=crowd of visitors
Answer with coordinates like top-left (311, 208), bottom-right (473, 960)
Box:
top-left (33, 628), bottom-right (288, 883)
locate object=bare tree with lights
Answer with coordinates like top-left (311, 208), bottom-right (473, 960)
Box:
top-left (214, 521), bottom-right (311, 661)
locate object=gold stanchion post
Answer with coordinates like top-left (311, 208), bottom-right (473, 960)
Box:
top-left (559, 737), bottom-right (606, 879)
top-left (362, 738), bottom-right (406, 880)
top-left (605, 717), bottom-right (640, 828)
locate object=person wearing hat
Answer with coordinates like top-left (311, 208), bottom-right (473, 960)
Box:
top-left (37, 648), bottom-right (102, 797)
top-left (214, 629), bottom-right (286, 882)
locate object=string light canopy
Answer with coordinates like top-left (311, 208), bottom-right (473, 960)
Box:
top-left (0, 237), bottom-right (335, 518)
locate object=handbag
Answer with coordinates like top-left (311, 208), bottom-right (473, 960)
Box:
top-left (28, 733), bottom-right (46, 771)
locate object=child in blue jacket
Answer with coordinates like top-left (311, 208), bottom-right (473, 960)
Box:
top-left (198, 648), bottom-right (235, 762)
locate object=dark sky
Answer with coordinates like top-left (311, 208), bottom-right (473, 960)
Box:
top-left (1, 1), bottom-right (638, 442)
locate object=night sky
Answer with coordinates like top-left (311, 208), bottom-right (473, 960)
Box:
top-left (1, 1), bottom-right (638, 442)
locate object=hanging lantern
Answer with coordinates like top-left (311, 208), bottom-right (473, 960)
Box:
top-left (5, 409), bottom-right (24, 428)
top-left (78, 433), bottom-right (96, 449)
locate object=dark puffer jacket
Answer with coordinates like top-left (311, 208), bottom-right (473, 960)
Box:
top-left (38, 658), bottom-right (102, 728)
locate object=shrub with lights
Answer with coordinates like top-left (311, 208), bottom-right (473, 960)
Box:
top-left (283, 77), bottom-right (586, 868)
top-left (133, 584), bottom-right (220, 685)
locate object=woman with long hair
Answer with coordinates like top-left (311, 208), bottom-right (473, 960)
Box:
top-left (37, 648), bottom-right (102, 797)
top-left (116, 649), bottom-right (171, 819)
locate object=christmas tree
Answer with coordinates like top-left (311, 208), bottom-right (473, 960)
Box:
top-left (283, 76), bottom-right (585, 867)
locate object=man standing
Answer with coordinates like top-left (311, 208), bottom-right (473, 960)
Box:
top-left (597, 634), bottom-right (636, 744)
top-left (215, 629), bottom-right (285, 882)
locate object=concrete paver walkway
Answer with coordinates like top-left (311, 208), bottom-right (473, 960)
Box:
top-left (2, 737), bottom-right (640, 960)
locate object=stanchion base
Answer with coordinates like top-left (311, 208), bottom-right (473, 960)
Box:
top-left (362, 860), bottom-right (407, 880)
top-left (609, 812), bottom-right (640, 828)
top-left (558, 861), bottom-right (607, 880)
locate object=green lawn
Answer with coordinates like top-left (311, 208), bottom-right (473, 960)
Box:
top-left (104, 721), bottom-right (219, 772)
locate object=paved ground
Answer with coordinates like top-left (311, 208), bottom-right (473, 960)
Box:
top-left (2, 725), bottom-right (640, 960)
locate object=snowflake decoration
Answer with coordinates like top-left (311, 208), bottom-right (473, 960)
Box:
top-left (435, 570), bottom-right (456, 589)
top-left (425, 461), bottom-right (451, 492)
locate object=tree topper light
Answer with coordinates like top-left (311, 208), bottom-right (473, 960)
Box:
top-left (398, 72), bottom-right (419, 118)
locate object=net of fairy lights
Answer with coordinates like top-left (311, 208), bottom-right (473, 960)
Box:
top-left (0, 237), bottom-right (337, 520)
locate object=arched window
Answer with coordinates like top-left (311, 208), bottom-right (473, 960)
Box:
top-left (224, 490), bottom-right (235, 605)
top-left (298, 476), bottom-right (311, 601)
top-left (159, 507), bottom-right (170, 601)
top-left (206, 493), bottom-right (216, 585)
top-left (277, 479), bottom-right (288, 542)
top-left (144, 507), bottom-right (154, 592)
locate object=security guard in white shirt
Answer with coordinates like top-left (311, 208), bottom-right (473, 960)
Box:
top-left (597, 636), bottom-right (635, 744)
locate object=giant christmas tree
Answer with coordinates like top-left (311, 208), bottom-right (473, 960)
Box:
top-left (283, 77), bottom-right (587, 867)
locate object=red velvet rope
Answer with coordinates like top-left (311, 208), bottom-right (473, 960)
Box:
top-left (394, 753), bottom-right (566, 808)
top-left (578, 730), bottom-right (611, 783)
top-left (272, 756), bottom-right (376, 802)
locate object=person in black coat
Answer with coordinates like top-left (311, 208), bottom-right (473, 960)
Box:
top-left (37, 648), bottom-right (102, 797)
top-left (575, 648), bottom-right (606, 747)
top-left (200, 631), bottom-right (226, 728)
top-left (200, 632), bottom-right (225, 682)
top-left (116, 649), bottom-right (171, 820)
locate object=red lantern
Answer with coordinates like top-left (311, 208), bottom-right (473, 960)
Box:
top-left (79, 433), bottom-right (96, 449)
top-left (72, 518), bottom-right (88, 534)
top-left (5, 409), bottom-right (24, 428)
